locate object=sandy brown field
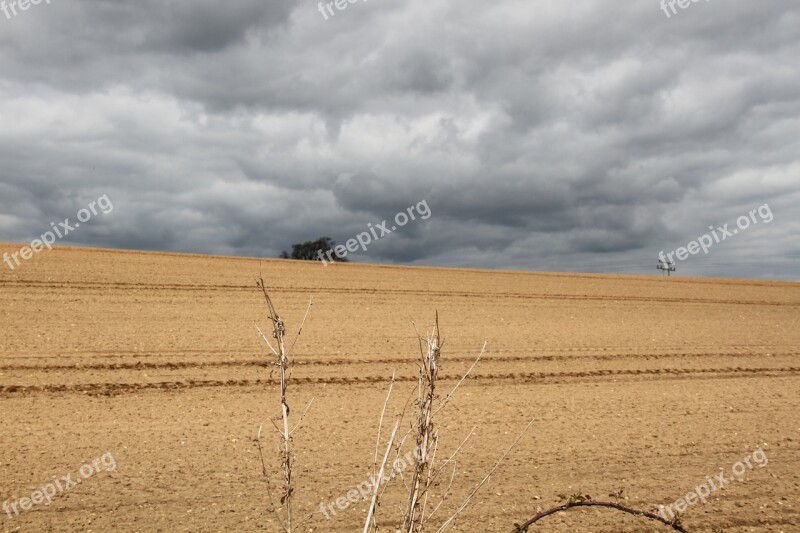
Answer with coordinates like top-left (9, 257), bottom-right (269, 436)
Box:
top-left (1, 244), bottom-right (799, 532)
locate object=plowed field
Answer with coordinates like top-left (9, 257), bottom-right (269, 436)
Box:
top-left (1, 244), bottom-right (798, 532)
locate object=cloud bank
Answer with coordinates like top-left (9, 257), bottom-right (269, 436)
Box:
top-left (1, 0), bottom-right (798, 279)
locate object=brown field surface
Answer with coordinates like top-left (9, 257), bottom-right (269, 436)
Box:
top-left (1, 244), bottom-right (799, 532)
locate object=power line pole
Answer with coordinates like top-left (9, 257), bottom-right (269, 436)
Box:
top-left (657, 258), bottom-right (676, 276)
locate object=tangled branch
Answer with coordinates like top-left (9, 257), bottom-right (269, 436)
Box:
top-left (509, 498), bottom-right (689, 533)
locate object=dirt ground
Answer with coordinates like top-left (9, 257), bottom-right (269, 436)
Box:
top-left (1, 244), bottom-right (798, 532)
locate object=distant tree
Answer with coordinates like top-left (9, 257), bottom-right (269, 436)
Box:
top-left (279, 236), bottom-right (349, 262)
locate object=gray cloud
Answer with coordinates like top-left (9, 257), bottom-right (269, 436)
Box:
top-left (1, 0), bottom-right (798, 280)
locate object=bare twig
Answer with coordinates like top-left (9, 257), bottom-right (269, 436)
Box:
top-left (287, 297), bottom-right (314, 357)
top-left (419, 432), bottom-right (440, 522)
top-left (364, 372), bottom-right (399, 532)
top-left (426, 458), bottom-right (458, 522)
top-left (436, 417), bottom-right (535, 533)
top-left (364, 420), bottom-right (401, 533)
top-left (402, 314), bottom-right (442, 533)
top-left (374, 372), bottom-right (397, 474)
top-left (255, 276), bottom-right (314, 533)
top-left (432, 340), bottom-right (487, 418)
top-left (428, 427), bottom-right (476, 488)
top-left (255, 423), bottom-right (287, 532)
top-left (291, 509), bottom-right (321, 533)
top-left (289, 397), bottom-right (315, 436)
top-left (254, 322), bottom-right (279, 357)
top-left (508, 500), bottom-right (690, 533)
top-left (394, 338), bottom-right (485, 458)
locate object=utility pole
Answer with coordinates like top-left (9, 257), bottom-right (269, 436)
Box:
top-left (657, 258), bottom-right (676, 276)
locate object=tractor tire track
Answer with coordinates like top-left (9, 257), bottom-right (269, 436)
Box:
top-left (2, 280), bottom-right (798, 307)
top-left (2, 351), bottom-right (796, 372)
top-left (2, 366), bottom-right (799, 396)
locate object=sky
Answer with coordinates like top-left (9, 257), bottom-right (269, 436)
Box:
top-left (0, 0), bottom-right (798, 280)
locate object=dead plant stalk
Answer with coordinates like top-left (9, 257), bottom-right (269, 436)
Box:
top-left (402, 315), bottom-right (443, 533)
top-left (254, 277), bottom-right (313, 533)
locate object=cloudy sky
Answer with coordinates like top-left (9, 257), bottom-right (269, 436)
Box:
top-left (1, 0), bottom-right (798, 280)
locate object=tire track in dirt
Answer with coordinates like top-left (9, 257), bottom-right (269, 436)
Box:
top-left (2, 366), bottom-right (799, 396)
top-left (2, 280), bottom-right (798, 307)
top-left (5, 342), bottom-right (789, 359)
top-left (2, 351), bottom-right (796, 372)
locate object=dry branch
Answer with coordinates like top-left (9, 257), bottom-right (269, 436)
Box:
top-left (508, 500), bottom-right (690, 533)
top-left (402, 313), bottom-right (443, 533)
top-left (254, 277), bottom-right (314, 533)
top-left (364, 420), bottom-right (401, 533)
top-left (436, 417), bottom-right (535, 533)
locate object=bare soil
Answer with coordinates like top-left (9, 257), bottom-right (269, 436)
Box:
top-left (1, 244), bottom-right (798, 532)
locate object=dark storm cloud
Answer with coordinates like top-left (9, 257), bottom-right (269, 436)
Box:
top-left (0, 0), bottom-right (798, 279)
